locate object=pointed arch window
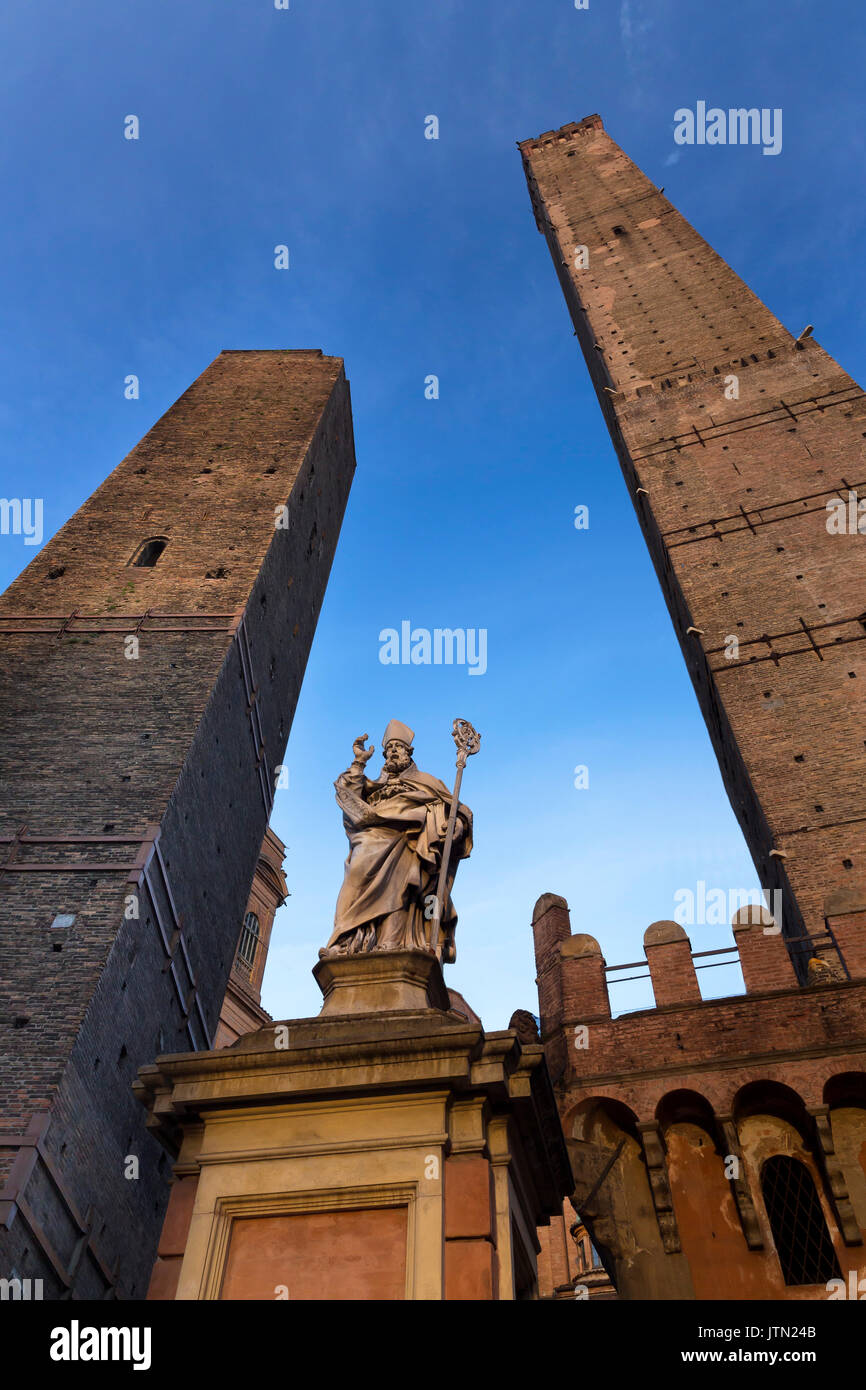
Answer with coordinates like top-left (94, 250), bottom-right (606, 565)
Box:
top-left (130, 537), bottom-right (168, 567)
top-left (238, 912), bottom-right (260, 972)
top-left (761, 1155), bottom-right (841, 1285)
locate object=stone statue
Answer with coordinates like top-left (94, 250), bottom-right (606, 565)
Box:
top-left (322, 719), bottom-right (475, 963)
top-left (508, 1010), bottom-right (541, 1045)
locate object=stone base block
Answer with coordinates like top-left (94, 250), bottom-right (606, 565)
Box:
top-left (313, 948), bottom-right (451, 1017)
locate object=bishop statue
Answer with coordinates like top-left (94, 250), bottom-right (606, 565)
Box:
top-left (322, 719), bottom-right (475, 963)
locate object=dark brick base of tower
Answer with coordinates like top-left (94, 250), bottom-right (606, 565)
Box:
top-left (0, 350), bottom-right (356, 1297)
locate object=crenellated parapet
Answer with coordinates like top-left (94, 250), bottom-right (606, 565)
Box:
top-left (531, 893), bottom-right (866, 1301)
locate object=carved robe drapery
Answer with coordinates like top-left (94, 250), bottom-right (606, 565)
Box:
top-left (326, 758), bottom-right (472, 957)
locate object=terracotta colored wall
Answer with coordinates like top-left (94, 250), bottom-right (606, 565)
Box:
top-left (219, 1207), bottom-right (408, 1301)
top-left (660, 1113), bottom-right (866, 1301)
top-left (443, 1153), bottom-right (497, 1299)
top-left (665, 1123), bottom-right (784, 1300)
top-left (444, 1240), bottom-right (495, 1300)
top-left (147, 1173), bottom-right (199, 1301)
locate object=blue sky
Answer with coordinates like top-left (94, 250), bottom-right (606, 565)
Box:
top-left (2, 1), bottom-right (864, 1025)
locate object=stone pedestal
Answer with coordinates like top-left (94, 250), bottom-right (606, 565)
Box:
top-left (136, 951), bottom-right (571, 1301)
top-left (313, 948), bottom-right (451, 1016)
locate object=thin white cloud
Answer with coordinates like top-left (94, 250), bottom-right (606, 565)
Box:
top-left (619, 0), bottom-right (654, 68)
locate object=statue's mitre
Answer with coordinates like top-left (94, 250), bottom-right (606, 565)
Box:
top-left (382, 718), bottom-right (414, 747)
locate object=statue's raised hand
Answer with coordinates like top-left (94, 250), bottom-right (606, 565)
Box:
top-left (352, 733), bottom-right (375, 764)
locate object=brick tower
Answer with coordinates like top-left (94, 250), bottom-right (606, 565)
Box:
top-left (519, 116), bottom-right (866, 981)
top-left (0, 349), bottom-right (356, 1297)
top-left (215, 826), bottom-right (288, 1048)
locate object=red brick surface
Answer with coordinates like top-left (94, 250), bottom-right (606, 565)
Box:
top-left (645, 937), bottom-right (701, 1007)
top-left (0, 350), bottom-right (356, 1296)
top-left (520, 117), bottom-right (866, 977)
top-left (522, 123), bottom-right (866, 1297)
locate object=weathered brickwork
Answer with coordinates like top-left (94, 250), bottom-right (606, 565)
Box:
top-left (532, 894), bottom-right (866, 1300)
top-left (0, 350), bottom-right (356, 1296)
top-left (520, 116), bottom-right (866, 978)
top-left (521, 124), bottom-right (866, 1297)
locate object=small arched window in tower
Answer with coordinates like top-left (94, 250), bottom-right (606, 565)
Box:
top-left (760, 1155), bottom-right (841, 1285)
top-left (238, 912), bottom-right (260, 973)
top-left (130, 537), bottom-right (168, 567)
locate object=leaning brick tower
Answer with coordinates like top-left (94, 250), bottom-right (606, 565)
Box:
top-left (520, 115), bottom-right (866, 981)
top-left (0, 349), bottom-right (356, 1296)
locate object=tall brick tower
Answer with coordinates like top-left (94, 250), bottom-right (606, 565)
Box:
top-left (0, 349), bottom-right (355, 1297)
top-left (520, 116), bottom-right (866, 981)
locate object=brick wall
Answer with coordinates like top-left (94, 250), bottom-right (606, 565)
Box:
top-left (531, 893), bottom-right (866, 1298)
top-left (520, 117), bottom-right (866, 978)
top-left (0, 349), bottom-right (356, 1296)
